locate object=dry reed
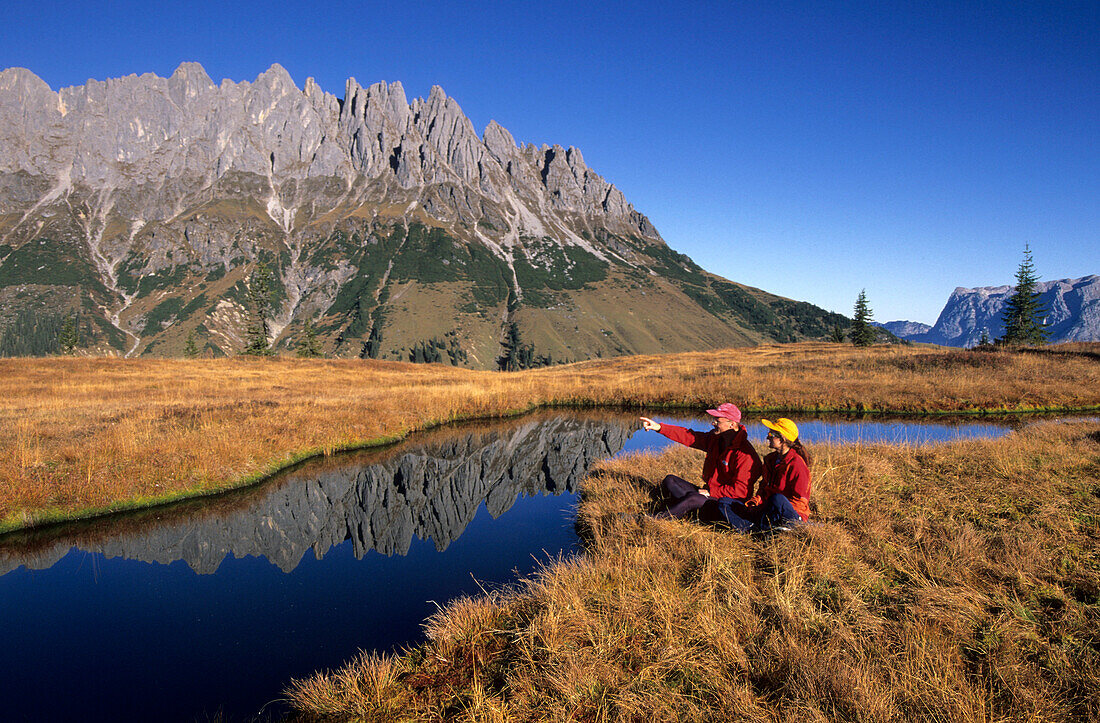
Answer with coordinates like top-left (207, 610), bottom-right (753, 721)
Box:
top-left (2, 342), bottom-right (1098, 532)
top-left (285, 418), bottom-right (1100, 721)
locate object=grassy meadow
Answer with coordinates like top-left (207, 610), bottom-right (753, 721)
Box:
top-left (1, 342), bottom-right (1099, 533)
top-left (286, 418), bottom-right (1100, 721)
top-left (2, 341), bottom-right (1098, 721)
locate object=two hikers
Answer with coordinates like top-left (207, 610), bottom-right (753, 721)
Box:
top-left (639, 407), bottom-right (812, 531)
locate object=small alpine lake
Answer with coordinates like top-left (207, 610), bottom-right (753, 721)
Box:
top-left (0, 409), bottom-right (1072, 721)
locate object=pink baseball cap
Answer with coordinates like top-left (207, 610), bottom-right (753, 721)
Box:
top-left (705, 403), bottom-right (742, 424)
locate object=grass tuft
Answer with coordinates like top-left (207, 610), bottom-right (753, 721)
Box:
top-left (3, 343), bottom-right (1098, 532)
top-left (286, 419), bottom-right (1100, 721)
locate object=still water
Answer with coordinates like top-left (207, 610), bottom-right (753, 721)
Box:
top-left (621, 413), bottom-right (1019, 455)
top-left (0, 410), bottom-right (1020, 721)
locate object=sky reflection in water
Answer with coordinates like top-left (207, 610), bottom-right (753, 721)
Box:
top-left (0, 412), bottom-right (627, 722)
top-left (619, 414), bottom-right (1013, 456)
top-left (0, 411), bottom-right (1019, 721)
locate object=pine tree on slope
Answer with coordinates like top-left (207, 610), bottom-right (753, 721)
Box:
top-left (243, 262), bottom-right (276, 356)
top-left (296, 319), bottom-right (324, 358)
top-left (184, 330), bottom-right (199, 358)
top-left (999, 244), bottom-right (1048, 347)
top-left (850, 289), bottom-right (875, 347)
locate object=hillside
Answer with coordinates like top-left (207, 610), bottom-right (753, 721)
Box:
top-left (0, 64), bottom-right (848, 366)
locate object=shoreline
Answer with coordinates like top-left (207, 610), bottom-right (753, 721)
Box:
top-left (3, 343), bottom-right (1099, 534)
top-left (4, 402), bottom-right (1097, 538)
top-left (286, 417), bottom-right (1100, 720)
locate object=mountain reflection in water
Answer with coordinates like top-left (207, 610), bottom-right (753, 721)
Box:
top-left (0, 412), bottom-right (634, 723)
top-left (0, 409), bottom-right (1047, 722)
top-left (0, 412), bottom-right (633, 576)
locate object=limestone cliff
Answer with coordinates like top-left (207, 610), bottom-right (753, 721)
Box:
top-left (0, 64), bottom-right (848, 364)
top-left (883, 276), bottom-right (1100, 347)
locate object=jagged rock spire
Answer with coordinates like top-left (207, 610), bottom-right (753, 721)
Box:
top-left (0, 62), bottom-right (656, 237)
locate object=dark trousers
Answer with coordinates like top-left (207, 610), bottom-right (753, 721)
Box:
top-left (716, 494), bottom-right (803, 533)
top-left (656, 475), bottom-right (709, 519)
top-left (657, 475), bottom-right (742, 521)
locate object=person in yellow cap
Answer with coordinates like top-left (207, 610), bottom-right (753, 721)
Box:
top-left (714, 417), bottom-right (812, 532)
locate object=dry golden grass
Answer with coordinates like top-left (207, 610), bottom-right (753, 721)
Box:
top-left (1, 342), bottom-right (1098, 532)
top-left (285, 419), bottom-right (1100, 722)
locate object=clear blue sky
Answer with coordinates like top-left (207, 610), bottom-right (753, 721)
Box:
top-left (3, 0), bottom-right (1097, 324)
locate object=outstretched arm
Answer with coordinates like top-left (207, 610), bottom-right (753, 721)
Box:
top-left (645, 420), bottom-right (708, 451)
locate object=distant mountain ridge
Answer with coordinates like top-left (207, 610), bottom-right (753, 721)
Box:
top-left (874, 320), bottom-right (932, 338)
top-left (0, 63), bottom-right (848, 364)
top-left (882, 275), bottom-right (1100, 347)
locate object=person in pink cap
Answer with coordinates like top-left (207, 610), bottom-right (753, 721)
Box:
top-left (639, 403), bottom-right (763, 520)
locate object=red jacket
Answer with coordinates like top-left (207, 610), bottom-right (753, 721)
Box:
top-left (658, 424), bottom-right (762, 500)
top-left (750, 448), bottom-right (812, 520)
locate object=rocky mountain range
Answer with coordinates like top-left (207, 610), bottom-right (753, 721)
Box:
top-left (0, 63), bottom-right (848, 365)
top-left (875, 320), bottom-right (932, 338)
top-left (881, 275), bottom-right (1100, 347)
top-left (0, 412), bottom-right (632, 575)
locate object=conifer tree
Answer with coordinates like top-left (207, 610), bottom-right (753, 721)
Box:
top-left (183, 330), bottom-right (199, 358)
top-left (59, 313), bottom-right (80, 355)
top-left (2, 309), bottom-right (65, 356)
top-left (242, 262), bottom-right (275, 356)
top-left (830, 323), bottom-right (846, 343)
top-left (360, 322), bottom-right (383, 359)
top-left (445, 332), bottom-right (467, 366)
top-left (498, 322), bottom-right (518, 371)
top-left (850, 289), bottom-right (875, 347)
top-left (408, 339), bottom-right (444, 364)
top-left (999, 244), bottom-right (1048, 346)
top-left (295, 319), bottom-right (324, 358)
top-left (498, 322), bottom-right (528, 371)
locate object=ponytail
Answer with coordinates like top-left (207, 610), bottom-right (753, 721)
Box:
top-left (789, 438), bottom-right (811, 467)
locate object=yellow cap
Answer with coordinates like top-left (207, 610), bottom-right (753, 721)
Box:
top-left (762, 418), bottom-right (799, 443)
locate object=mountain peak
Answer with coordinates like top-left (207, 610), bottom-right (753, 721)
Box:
top-left (0, 63), bottom-right (851, 363)
top-left (893, 276), bottom-right (1100, 346)
top-left (0, 66), bottom-right (53, 98)
top-left (170, 62), bottom-right (212, 82)
top-left (168, 62), bottom-right (215, 100)
top-left (483, 120), bottom-right (517, 162)
top-left (255, 63), bottom-right (296, 92)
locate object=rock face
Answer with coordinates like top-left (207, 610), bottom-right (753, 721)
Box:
top-left (0, 413), bottom-right (632, 575)
top-left (884, 276), bottom-right (1100, 347)
top-left (874, 320), bottom-right (932, 338)
top-left (0, 63), bottom-right (848, 364)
